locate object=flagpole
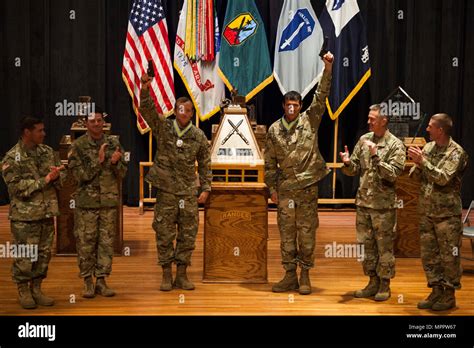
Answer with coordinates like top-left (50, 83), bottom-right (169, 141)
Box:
top-left (196, 114), bottom-right (200, 128)
top-left (149, 130), bottom-right (152, 162)
top-left (332, 117), bottom-right (339, 200)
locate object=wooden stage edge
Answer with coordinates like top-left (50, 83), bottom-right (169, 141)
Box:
top-left (0, 205), bottom-right (473, 316)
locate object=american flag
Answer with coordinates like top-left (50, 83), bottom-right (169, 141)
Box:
top-left (122, 0), bottom-right (175, 134)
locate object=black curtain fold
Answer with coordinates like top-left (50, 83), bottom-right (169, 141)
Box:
top-left (1, 0), bottom-right (473, 207)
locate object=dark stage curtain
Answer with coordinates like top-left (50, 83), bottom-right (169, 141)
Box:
top-left (1, 0), bottom-right (473, 207)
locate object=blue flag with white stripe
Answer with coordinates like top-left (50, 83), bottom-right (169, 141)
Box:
top-left (319, 0), bottom-right (371, 120)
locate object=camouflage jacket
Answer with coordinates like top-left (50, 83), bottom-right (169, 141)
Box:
top-left (2, 140), bottom-right (63, 221)
top-left (342, 130), bottom-right (406, 209)
top-left (264, 70), bottom-right (332, 194)
top-left (68, 133), bottom-right (127, 209)
top-left (409, 138), bottom-right (468, 217)
top-left (139, 89), bottom-right (211, 196)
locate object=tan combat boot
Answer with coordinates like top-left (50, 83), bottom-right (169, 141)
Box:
top-left (95, 277), bottom-right (116, 297)
top-left (30, 278), bottom-right (54, 306)
top-left (17, 282), bottom-right (37, 309)
top-left (82, 276), bottom-right (95, 298)
top-left (299, 269), bottom-right (312, 295)
top-left (374, 279), bottom-right (391, 301)
top-left (272, 270), bottom-right (299, 293)
top-left (160, 264), bottom-right (173, 291)
top-left (174, 265), bottom-right (195, 290)
top-left (354, 276), bottom-right (380, 298)
top-left (417, 284), bottom-right (444, 309)
top-left (432, 286), bottom-right (456, 311)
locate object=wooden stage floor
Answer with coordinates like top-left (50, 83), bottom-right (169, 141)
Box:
top-left (0, 205), bottom-right (473, 316)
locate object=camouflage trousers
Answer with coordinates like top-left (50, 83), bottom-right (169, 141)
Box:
top-left (74, 208), bottom-right (117, 278)
top-left (420, 214), bottom-right (462, 289)
top-left (152, 191), bottom-right (198, 266)
top-left (277, 184), bottom-right (319, 271)
top-left (356, 206), bottom-right (396, 279)
top-left (10, 218), bottom-right (54, 283)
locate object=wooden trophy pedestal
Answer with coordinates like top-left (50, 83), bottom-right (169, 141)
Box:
top-left (203, 183), bottom-right (268, 283)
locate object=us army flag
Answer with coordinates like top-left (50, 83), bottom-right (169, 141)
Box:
top-left (174, 1), bottom-right (224, 121)
top-left (274, 0), bottom-right (325, 98)
top-left (218, 0), bottom-right (273, 101)
top-left (319, 0), bottom-right (371, 120)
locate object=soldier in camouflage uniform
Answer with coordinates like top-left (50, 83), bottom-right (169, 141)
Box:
top-left (2, 117), bottom-right (64, 309)
top-left (340, 104), bottom-right (406, 301)
top-left (68, 109), bottom-right (128, 298)
top-left (265, 53), bottom-right (333, 295)
top-left (408, 113), bottom-right (468, 311)
top-left (139, 73), bottom-right (211, 291)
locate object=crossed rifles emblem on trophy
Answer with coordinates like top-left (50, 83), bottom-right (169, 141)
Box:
top-left (221, 119), bottom-right (250, 145)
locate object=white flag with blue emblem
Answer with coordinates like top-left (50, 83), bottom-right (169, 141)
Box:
top-left (274, 0), bottom-right (325, 98)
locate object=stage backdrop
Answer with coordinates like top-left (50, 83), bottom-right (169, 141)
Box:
top-left (1, 0), bottom-right (473, 207)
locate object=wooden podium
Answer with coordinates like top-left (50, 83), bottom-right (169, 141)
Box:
top-left (204, 183), bottom-right (268, 283)
top-left (56, 123), bottom-right (123, 256)
top-left (203, 104), bottom-right (268, 283)
top-left (394, 137), bottom-right (426, 257)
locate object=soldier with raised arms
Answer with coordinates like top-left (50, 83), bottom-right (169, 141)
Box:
top-left (139, 73), bottom-right (211, 292)
top-left (265, 52), bottom-right (333, 295)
